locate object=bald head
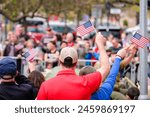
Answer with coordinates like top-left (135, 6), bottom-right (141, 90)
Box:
top-left (66, 33), bottom-right (74, 43)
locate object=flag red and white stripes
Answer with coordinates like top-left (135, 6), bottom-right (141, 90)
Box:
top-left (131, 32), bottom-right (149, 48)
top-left (23, 49), bottom-right (37, 61)
top-left (76, 20), bottom-right (95, 36)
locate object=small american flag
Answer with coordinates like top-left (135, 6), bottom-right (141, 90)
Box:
top-left (76, 20), bottom-right (95, 36)
top-left (15, 44), bottom-right (24, 50)
top-left (131, 32), bottom-right (149, 48)
top-left (23, 49), bottom-right (37, 61)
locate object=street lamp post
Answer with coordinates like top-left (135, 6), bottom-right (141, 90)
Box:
top-left (138, 0), bottom-right (149, 100)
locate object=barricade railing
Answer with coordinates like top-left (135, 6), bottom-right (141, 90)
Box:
top-left (0, 56), bottom-right (149, 84)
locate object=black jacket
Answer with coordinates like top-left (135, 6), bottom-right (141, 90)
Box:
top-left (0, 75), bottom-right (36, 100)
top-left (3, 43), bottom-right (22, 57)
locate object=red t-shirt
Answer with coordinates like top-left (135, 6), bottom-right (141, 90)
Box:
top-left (37, 70), bottom-right (102, 100)
top-left (67, 42), bottom-right (75, 47)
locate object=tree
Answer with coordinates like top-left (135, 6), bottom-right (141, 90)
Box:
top-left (0, 0), bottom-right (42, 22)
top-left (0, 0), bottom-right (43, 32)
top-left (41, 0), bottom-right (74, 27)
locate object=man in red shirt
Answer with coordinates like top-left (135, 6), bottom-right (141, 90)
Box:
top-left (37, 33), bottom-right (110, 100)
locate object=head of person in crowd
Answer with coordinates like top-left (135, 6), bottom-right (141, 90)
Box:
top-left (53, 34), bottom-right (62, 42)
top-left (107, 34), bottom-right (114, 42)
top-left (84, 41), bottom-right (91, 50)
top-left (60, 41), bottom-right (68, 50)
top-left (76, 36), bottom-right (82, 43)
top-left (46, 28), bottom-right (54, 37)
top-left (59, 47), bottom-right (78, 70)
top-left (66, 33), bottom-right (74, 43)
top-left (0, 57), bottom-right (17, 82)
top-left (79, 66), bottom-right (96, 76)
top-left (26, 39), bottom-right (35, 49)
top-left (106, 48), bottom-right (112, 57)
top-left (62, 32), bottom-right (67, 41)
top-left (28, 70), bottom-right (45, 90)
top-left (47, 41), bottom-right (57, 52)
top-left (46, 62), bottom-right (53, 69)
top-left (7, 31), bottom-right (13, 40)
top-left (111, 38), bottom-right (121, 49)
top-left (34, 58), bottom-right (44, 72)
top-left (126, 87), bottom-right (140, 100)
top-left (15, 25), bottom-right (24, 36)
top-left (7, 32), bottom-right (18, 44)
top-left (113, 85), bottom-right (120, 92)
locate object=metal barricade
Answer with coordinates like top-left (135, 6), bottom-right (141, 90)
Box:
top-left (0, 56), bottom-right (149, 82)
top-left (129, 61), bottom-right (150, 85)
top-left (77, 59), bottom-right (98, 69)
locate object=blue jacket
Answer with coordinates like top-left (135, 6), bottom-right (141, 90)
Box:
top-left (91, 57), bottom-right (121, 100)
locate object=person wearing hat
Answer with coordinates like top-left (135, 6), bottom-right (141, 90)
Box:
top-left (0, 57), bottom-right (35, 100)
top-left (37, 32), bottom-right (110, 100)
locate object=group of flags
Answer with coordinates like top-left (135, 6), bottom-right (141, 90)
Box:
top-left (77, 20), bottom-right (149, 48)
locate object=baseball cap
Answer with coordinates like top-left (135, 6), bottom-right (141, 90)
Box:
top-left (0, 57), bottom-right (17, 78)
top-left (59, 47), bottom-right (78, 64)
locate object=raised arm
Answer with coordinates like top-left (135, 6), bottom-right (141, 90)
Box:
top-left (91, 47), bottom-right (128, 100)
top-left (95, 32), bottom-right (110, 81)
top-left (121, 44), bottom-right (137, 67)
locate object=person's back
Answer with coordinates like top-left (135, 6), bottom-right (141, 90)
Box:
top-left (111, 91), bottom-right (127, 100)
top-left (0, 75), bottom-right (34, 100)
top-left (38, 70), bottom-right (101, 100)
top-left (37, 33), bottom-right (110, 100)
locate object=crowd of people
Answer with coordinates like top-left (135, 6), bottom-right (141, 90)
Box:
top-left (0, 24), bottom-right (149, 100)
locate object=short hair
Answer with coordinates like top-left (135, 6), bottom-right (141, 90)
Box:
top-left (49, 41), bottom-right (57, 47)
top-left (60, 41), bottom-right (68, 46)
top-left (79, 66), bottom-right (96, 76)
top-left (55, 34), bottom-right (62, 41)
top-left (127, 87), bottom-right (140, 100)
top-left (112, 38), bottom-right (119, 43)
top-left (60, 57), bottom-right (76, 68)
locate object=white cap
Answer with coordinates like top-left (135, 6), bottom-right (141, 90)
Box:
top-left (59, 47), bottom-right (78, 64)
